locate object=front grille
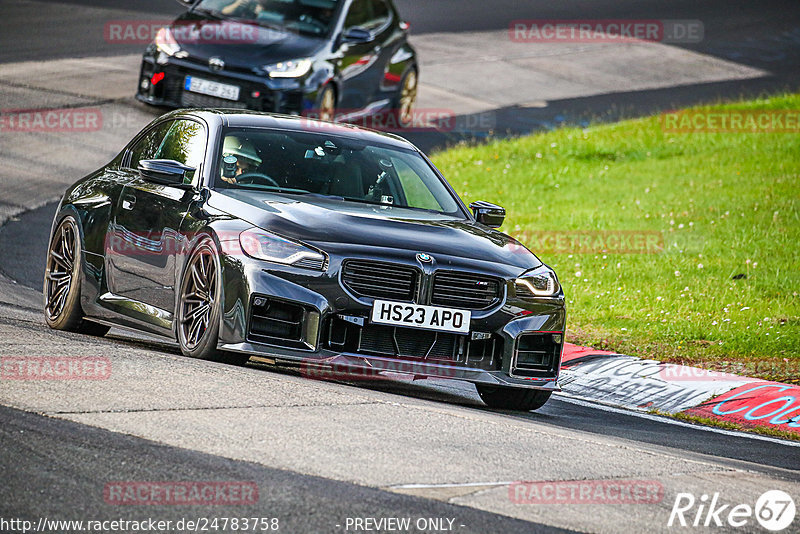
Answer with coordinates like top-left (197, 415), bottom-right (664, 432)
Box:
top-left (512, 333), bottom-right (561, 377)
top-left (341, 260), bottom-right (419, 302)
top-left (164, 76), bottom-right (184, 103)
top-left (359, 324), bottom-right (459, 359)
top-left (431, 271), bottom-right (503, 310)
top-left (325, 317), bottom-right (502, 370)
top-left (180, 91), bottom-right (248, 109)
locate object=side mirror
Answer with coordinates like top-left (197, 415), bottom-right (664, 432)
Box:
top-left (469, 201), bottom-right (505, 228)
top-left (138, 159), bottom-right (195, 187)
top-left (342, 27), bottom-right (372, 44)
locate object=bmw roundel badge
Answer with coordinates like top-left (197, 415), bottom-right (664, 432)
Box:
top-left (417, 253), bottom-right (433, 263)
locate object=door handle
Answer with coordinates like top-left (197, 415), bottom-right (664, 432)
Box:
top-left (122, 195), bottom-right (136, 211)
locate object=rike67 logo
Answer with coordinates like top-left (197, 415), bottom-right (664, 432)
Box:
top-left (668, 490), bottom-right (796, 531)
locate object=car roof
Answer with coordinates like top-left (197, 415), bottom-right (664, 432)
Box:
top-left (164, 109), bottom-right (418, 151)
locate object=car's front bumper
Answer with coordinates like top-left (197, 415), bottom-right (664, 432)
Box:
top-left (136, 53), bottom-right (310, 114)
top-left (217, 250), bottom-right (566, 391)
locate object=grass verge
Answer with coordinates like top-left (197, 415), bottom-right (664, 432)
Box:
top-left (432, 94), bottom-right (800, 383)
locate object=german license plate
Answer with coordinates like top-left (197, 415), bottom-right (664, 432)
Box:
top-left (371, 300), bottom-right (471, 334)
top-left (184, 76), bottom-right (240, 101)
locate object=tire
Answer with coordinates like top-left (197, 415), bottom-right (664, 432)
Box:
top-left (392, 68), bottom-right (418, 128)
top-left (315, 84), bottom-right (336, 122)
top-left (176, 237), bottom-right (248, 365)
top-left (43, 215), bottom-right (110, 336)
top-left (476, 385), bottom-right (552, 411)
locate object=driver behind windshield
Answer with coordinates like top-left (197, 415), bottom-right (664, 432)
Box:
top-left (220, 136), bottom-right (262, 184)
top-left (202, 0), bottom-right (336, 31)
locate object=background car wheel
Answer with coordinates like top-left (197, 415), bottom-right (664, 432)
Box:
top-left (476, 385), bottom-right (552, 411)
top-left (43, 215), bottom-right (110, 336)
top-left (393, 68), bottom-right (418, 128)
top-left (316, 84), bottom-right (336, 122)
top-left (177, 237), bottom-right (247, 365)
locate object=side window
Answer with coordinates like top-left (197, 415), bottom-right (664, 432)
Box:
top-left (392, 157), bottom-right (443, 211)
top-left (127, 121), bottom-right (173, 170)
top-left (366, 0), bottom-right (390, 31)
top-left (154, 120), bottom-right (207, 184)
top-left (344, 0), bottom-right (370, 31)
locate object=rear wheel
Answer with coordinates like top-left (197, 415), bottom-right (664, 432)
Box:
top-left (476, 385), bottom-right (552, 411)
top-left (43, 216), bottom-right (109, 336)
top-left (177, 237), bottom-right (247, 365)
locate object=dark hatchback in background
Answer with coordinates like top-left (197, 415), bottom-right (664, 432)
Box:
top-left (44, 110), bottom-right (565, 411)
top-left (136, 0), bottom-right (418, 124)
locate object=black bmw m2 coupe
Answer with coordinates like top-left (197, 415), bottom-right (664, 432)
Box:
top-left (44, 110), bottom-right (565, 411)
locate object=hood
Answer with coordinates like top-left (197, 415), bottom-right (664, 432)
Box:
top-left (167, 11), bottom-right (325, 70)
top-left (210, 190), bottom-right (541, 272)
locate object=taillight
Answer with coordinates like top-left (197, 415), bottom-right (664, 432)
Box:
top-left (150, 72), bottom-right (165, 85)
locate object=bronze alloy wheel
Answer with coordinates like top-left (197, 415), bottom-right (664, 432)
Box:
top-left (179, 241), bottom-right (218, 351)
top-left (43, 216), bottom-right (109, 335)
top-left (318, 85), bottom-right (336, 122)
top-left (397, 69), bottom-right (418, 127)
top-left (44, 217), bottom-right (78, 322)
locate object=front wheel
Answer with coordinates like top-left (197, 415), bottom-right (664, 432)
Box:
top-left (392, 68), bottom-right (418, 128)
top-left (43, 215), bottom-right (109, 336)
top-left (315, 84), bottom-right (336, 122)
top-left (177, 237), bottom-right (247, 365)
top-left (476, 385), bottom-right (552, 411)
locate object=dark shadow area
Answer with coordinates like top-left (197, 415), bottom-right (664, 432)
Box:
top-left (0, 404), bottom-right (573, 533)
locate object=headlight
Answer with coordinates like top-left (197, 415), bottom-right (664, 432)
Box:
top-left (263, 58), bottom-right (312, 78)
top-left (155, 27), bottom-right (181, 57)
top-left (239, 228), bottom-right (326, 269)
top-left (516, 266), bottom-right (560, 297)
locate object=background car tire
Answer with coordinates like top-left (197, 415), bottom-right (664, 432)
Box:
top-left (43, 215), bottom-right (110, 336)
top-left (177, 237), bottom-right (248, 366)
top-left (476, 385), bottom-right (552, 411)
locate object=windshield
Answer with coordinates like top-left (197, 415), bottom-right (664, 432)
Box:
top-left (214, 128), bottom-right (464, 216)
top-left (194, 0), bottom-right (340, 36)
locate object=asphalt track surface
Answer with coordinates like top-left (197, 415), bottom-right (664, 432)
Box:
top-left (1, 1), bottom-right (800, 532)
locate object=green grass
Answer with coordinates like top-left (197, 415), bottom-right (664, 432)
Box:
top-left (431, 94), bottom-right (800, 383)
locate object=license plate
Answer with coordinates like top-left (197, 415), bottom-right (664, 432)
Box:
top-left (371, 300), bottom-right (471, 334)
top-left (184, 76), bottom-right (240, 101)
